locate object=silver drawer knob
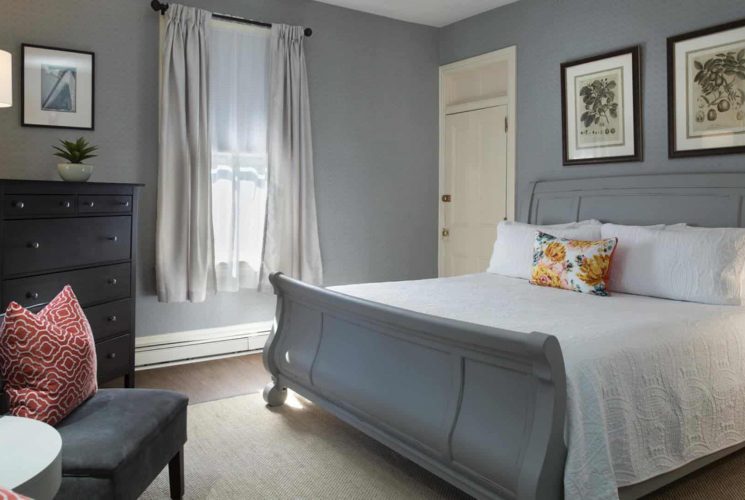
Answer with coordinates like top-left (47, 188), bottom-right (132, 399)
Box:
top-left (108, 315), bottom-right (118, 322)
top-left (118, 201), bottom-right (130, 207)
top-left (28, 242), bottom-right (40, 249)
top-left (61, 201), bottom-right (72, 208)
top-left (83, 201), bottom-right (95, 207)
top-left (13, 201), bottom-right (24, 209)
top-left (106, 235), bottom-right (119, 242)
top-left (26, 292), bottom-right (39, 299)
top-left (107, 352), bottom-right (117, 359)
top-left (108, 278), bottom-right (118, 285)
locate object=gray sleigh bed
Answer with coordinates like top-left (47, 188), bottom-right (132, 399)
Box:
top-left (262, 173), bottom-right (745, 499)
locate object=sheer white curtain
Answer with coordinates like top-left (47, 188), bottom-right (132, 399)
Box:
top-left (209, 21), bottom-right (270, 292)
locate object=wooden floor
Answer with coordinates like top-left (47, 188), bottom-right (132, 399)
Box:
top-left (103, 354), bottom-right (270, 404)
top-left (107, 354), bottom-right (745, 499)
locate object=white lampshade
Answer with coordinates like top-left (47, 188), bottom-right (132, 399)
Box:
top-left (0, 50), bottom-right (11, 108)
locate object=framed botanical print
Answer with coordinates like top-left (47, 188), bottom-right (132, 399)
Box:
top-left (668, 19), bottom-right (745, 157)
top-left (561, 46), bottom-right (642, 165)
top-left (22, 44), bottom-right (95, 129)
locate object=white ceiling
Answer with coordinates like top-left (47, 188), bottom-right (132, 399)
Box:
top-left (314, 0), bottom-right (520, 28)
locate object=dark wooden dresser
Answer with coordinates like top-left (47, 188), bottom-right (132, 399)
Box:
top-left (0, 180), bottom-right (141, 387)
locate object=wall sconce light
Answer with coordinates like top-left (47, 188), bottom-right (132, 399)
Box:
top-left (0, 50), bottom-right (12, 108)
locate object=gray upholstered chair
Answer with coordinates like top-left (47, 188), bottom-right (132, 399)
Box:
top-left (53, 388), bottom-right (188, 500)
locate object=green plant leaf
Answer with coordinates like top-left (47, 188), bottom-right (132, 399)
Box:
top-left (52, 137), bottom-right (98, 164)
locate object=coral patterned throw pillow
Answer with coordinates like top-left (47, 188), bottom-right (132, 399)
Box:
top-left (0, 286), bottom-right (97, 425)
top-left (0, 486), bottom-right (31, 500)
top-left (530, 231), bottom-right (618, 296)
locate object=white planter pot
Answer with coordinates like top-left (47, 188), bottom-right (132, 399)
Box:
top-left (57, 163), bottom-right (93, 182)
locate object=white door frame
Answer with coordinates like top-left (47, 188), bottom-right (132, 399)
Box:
top-left (438, 46), bottom-right (517, 276)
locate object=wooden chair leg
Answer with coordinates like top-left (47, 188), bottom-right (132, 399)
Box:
top-left (168, 448), bottom-right (184, 499)
top-left (124, 370), bottom-right (135, 388)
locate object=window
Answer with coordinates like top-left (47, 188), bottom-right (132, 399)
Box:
top-left (209, 21), bottom-right (270, 292)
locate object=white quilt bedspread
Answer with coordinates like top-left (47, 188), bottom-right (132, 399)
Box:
top-left (331, 273), bottom-right (745, 500)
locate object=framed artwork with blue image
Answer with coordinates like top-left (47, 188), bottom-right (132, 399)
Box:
top-left (22, 44), bottom-right (94, 130)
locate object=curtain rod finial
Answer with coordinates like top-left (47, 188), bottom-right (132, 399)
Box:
top-left (151, 0), bottom-right (168, 15)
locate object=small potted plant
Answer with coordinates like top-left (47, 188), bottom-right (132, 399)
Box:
top-left (52, 137), bottom-right (98, 182)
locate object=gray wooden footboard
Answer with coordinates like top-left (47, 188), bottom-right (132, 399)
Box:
top-left (262, 273), bottom-right (567, 500)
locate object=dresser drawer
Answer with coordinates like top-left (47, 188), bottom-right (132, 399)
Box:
top-left (4, 216), bottom-right (131, 275)
top-left (3, 263), bottom-right (131, 309)
top-left (78, 195), bottom-right (132, 214)
top-left (96, 334), bottom-right (131, 383)
top-left (3, 195), bottom-right (76, 218)
top-left (85, 299), bottom-right (132, 341)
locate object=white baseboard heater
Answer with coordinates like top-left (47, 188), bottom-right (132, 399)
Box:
top-left (135, 321), bottom-right (273, 369)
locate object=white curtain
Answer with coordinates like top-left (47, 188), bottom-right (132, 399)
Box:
top-left (261, 25), bottom-right (323, 290)
top-left (157, 4), bottom-right (213, 303)
top-left (209, 21), bottom-right (270, 292)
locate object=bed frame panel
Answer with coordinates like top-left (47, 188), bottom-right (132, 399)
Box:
top-left (263, 273), bottom-right (566, 500)
top-left (265, 173), bottom-right (745, 499)
top-left (526, 172), bottom-right (745, 228)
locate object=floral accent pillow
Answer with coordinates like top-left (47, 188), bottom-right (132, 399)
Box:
top-left (530, 231), bottom-right (618, 296)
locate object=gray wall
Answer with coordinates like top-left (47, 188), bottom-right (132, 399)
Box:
top-left (0, 0), bottom-right (439, 336)
top-left (6, 0), bottom-right (730, 338)
top-left (439, 0), bottom-right (745, 221)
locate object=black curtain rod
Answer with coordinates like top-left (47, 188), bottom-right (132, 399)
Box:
top-left (150, 0), bottom-right (313, 37)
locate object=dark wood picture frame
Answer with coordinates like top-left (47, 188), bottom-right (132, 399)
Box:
top-left (561, 45), bottom-right (643, 166)
top-left (667, 18), bottom-right (745, 158)
top-left (21, 43), bottom-right (95, 130)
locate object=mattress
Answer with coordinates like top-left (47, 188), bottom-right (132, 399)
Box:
top-left (331, 273), bottom-right (745, 500)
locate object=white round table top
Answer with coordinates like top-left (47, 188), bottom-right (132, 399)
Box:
top-left (0, 415), bottom-right (62, 498)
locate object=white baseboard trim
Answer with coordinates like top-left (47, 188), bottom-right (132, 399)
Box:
top-left (135, 321), bottom-right (273, 369)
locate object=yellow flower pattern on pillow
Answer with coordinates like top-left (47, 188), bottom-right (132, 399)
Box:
top-left (530, 231), bottom-right (617, 296)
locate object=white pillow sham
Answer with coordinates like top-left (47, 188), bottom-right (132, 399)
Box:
top-left (666, 223), bottom-right (745, 302)
top-left (601, 223), bottom-right (745, 305)
top-left (487, 220), bottom-right (602, 279)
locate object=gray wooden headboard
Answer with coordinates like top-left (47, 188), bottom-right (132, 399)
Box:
top-left (526, 173), bottom-right (745, 228)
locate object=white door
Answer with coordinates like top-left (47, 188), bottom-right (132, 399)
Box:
top-left (441, 105), bottom-right (508, 277)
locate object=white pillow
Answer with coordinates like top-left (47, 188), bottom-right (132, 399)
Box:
top-left (487, 220), bottom-right (602, 279)
top-left (665, 224), bottom-right (745, 302)
top-left (601, 223), bottom-right (745, 305)
top-left (599, 224), bottom-right (688, 277)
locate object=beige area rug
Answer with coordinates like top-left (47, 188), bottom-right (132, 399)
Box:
top-left (140, 391), bottom-right (470, 499)
top-left (140, 391), bottom-right (745, 499)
